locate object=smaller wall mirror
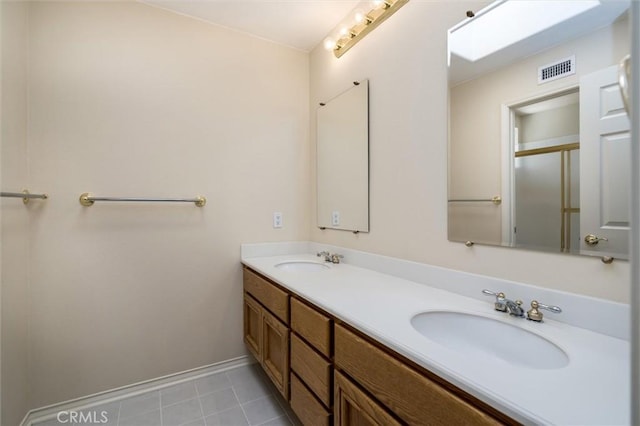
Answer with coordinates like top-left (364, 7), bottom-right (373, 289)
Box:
top-left (317, 80), bottom-right (369, 233)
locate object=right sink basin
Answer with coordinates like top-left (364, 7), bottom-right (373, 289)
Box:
top-left (410, 311), bottom-right (569, 370)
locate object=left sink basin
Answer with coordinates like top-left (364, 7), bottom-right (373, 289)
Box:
top-left (274, 260), bottom-right (330, 272)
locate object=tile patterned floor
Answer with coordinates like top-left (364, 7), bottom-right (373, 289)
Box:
top-left (34, 364), bottom-right (300, 426)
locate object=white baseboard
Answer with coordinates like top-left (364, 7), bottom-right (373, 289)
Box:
top-left (22, 356), bottom-right (253, 426)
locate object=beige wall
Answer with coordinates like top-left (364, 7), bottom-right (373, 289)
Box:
top-left (309, 1), bottom-right (630, 303)
top-left (1, 1), bottom-right (31, 425)
top-left (519, 103), bottom-right (579, 144)
top-left (24, 1), bottom-right (309, 407)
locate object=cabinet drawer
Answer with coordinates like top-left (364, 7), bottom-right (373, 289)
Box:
top-left (335, 325), bottom-right (502, 426)
top-left (290, 373), bottom-right (331, 426)
top-left (291, 333), bottom-right (332, 407)
top-left (243, 268), bottom-right (289, 324)
top-left (291, 297), bottom-right (331, 356)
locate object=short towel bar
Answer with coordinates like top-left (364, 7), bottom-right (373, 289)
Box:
top-left (448, 196), bottom-right (502, 205)
top-left (78, 193), bottom-right (206, 207)
top-left (1, 190), bottom-right (48, 204)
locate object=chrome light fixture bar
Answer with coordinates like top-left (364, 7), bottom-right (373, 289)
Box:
top-left (333, 0), bottom-right (409, 58)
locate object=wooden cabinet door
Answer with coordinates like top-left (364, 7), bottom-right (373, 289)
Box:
top-left (335, 371), bottom-right (401, 426)
top-left (262, 308), bottom-right (289, 399)
top-left (243, 294), bottom-right (261, 361)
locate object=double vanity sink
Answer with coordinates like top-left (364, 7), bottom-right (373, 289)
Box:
top-left (242, 249), bottom-right (630, 425)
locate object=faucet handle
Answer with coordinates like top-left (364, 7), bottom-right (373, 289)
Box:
top-left (330, 253), bottom-right (344, 264)
top-left (527, 300), bottom-right (562, 322)
top-left (482, 289), bottom-right (507, 312)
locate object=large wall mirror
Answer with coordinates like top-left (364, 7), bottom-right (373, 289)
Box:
top-left (317, 80), bottom-right (369, 233)
top-left (448, 0), bottom-right (631, 259)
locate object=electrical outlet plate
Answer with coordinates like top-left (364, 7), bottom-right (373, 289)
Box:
top-left (273, 212), bottom-right (283, 228)
top-left (331, 211), bottom-right (340, 226)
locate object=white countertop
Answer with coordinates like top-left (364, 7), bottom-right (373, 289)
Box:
top-left (241, 252), bottom-right (630, 426)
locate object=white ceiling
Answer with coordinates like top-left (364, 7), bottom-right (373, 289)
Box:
top-left (142, 0), bottom-right (361, 51)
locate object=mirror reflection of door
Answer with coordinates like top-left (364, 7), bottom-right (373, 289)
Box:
top-left (511, 91), bottom-right (580, 253)
top-left (579, 65), bottom-right (631, 256)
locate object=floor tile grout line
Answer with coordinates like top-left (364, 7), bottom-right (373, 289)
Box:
top-left (115, 401), bottom-right (121, 426)
top-left (195, 387), bottom-right (206, 426)
top-left (239, 393), bottom-right (286, 426)
top-left (272, 395), bottom-right (294, 426)
top-left (194, 375), bottom-right (234, 399)
top-left (160, 383), bottom-right (203, 410)
top-left (158, 388), bottom-right (164, 426)
top-left (253, 413), bottom-right (284, 426)
top-left (230, 385), bottom-right (253, 426)
top-left (118, 392), bottom-right (161, 422)
top-left (194, 377), bottom-right (202, 398)
top-left (255, 415), bottom-right (286, 426)
top-left (118, 403), bottom-right (160, 421)
top-left (237, 389), bottom-right (276, 406)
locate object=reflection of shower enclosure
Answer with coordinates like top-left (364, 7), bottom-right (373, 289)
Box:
top-left (511, 91), bottom-right (580, 252)
top-left (514, 145), bottom-right (579, 252)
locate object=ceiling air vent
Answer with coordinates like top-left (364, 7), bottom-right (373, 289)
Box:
top-left (538, 55), bottom-right (576, 84)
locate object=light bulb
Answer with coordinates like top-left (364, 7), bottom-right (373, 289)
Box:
top-left (323, 37), bottom-right (336, 50)
top-left (354, 9), bottom-right (365, 24)
top-left (371, 0), bottom-right (384, 8)
top-left (339, 27), bottom-right (349, 37)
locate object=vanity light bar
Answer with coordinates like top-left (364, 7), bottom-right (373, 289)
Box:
top-left (334, 0), bottom-right (409, 58)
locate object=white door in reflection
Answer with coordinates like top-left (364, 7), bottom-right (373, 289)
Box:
top-left (580, 65), bottom-right (631, 256)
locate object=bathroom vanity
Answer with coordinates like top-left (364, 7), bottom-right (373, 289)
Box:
top-left (243, 267), bottom-right (505, 425)
top-left (241, 243), bottom-right (630, 426)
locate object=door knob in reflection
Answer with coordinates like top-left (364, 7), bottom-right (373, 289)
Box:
top-left (584, 234), bottom-right (608, 246)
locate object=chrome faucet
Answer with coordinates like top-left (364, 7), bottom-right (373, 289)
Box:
top-left (483, 290), bottom-right (562, 322)
top-left (504, 298), bottom-right (525, 317)
top-left (317, 251), bottom-right (343, 264)
top-left (482, 289), bottom-right (524, 317)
